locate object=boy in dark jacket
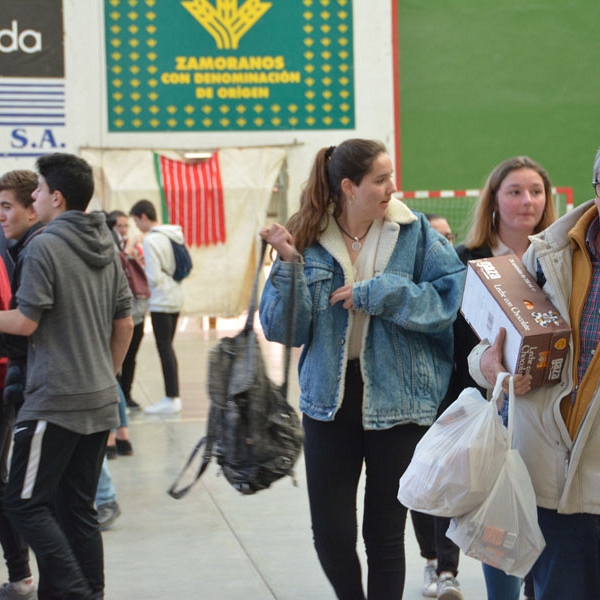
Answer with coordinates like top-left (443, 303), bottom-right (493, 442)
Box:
top-left (0, 169), bottom-right (41, 600)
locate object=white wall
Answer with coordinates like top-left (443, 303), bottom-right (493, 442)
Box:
top-left (1, 0), bottom-right (396, 216)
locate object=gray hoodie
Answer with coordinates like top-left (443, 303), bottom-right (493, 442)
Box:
top-left (16, 211), bottom-right (132, 434)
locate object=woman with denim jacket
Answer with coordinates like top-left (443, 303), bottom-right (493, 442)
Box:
top-left (259, 139), bottom-right (466, 600)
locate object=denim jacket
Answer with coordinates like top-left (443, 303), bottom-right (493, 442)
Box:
top-left (259, 199), bottom-right (466, 430)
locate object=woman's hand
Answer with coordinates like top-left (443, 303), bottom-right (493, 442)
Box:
top-left (330, 284), bottom-right (354, 310)
top-left (260, 223), bottom-right (296, 262)
top-left (482, 328), bottom-right (532, 395)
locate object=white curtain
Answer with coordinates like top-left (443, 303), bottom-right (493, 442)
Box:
top-left (82, 147), bottom-right (287, 317)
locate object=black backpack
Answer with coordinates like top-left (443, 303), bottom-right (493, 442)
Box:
top-left (168, 241), bottom-right (303, 497)
top-left (151, 230), bottom-right (193, 281)
top-left (170, 239), bottom-right (192, 281)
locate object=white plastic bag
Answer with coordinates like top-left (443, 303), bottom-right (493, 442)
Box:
top-left (398, 377), bottom-right (508, 517)
top-left (446, 449), bottom-right (545, 576)
top-left (446, 376), bottom-right (545, 577)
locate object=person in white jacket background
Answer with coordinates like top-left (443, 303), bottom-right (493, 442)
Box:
top-left (469, 147), bottom-right (600, 600)
top-left (130, 199), bottom-right (184, 414)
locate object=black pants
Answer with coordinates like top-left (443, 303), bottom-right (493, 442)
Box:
top-left (118, 320), bottom-right (145, 401)
top-left (150, 311), bottom-right (179, 398)
top-left (410, 511), bottom-right (461, 576)
top-left (0, 401), bottom-right (31, 583)
top-left (410, 511), bottom-right (436, 559)
top-left (303, 360), bottom-right (427, 600)
top-left (409, 388), bottom-right (462, 577)
top-left (4, 421), bottom-right (108, 600)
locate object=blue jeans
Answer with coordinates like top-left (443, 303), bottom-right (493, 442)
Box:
top-left (116, 380), bottom-right (127, 428)
top-left (95, 457), bottom-right (116, 506)
top-left (482, 563), bottom-right (521, 600)
top-left (531, 508), bottom-right (600, 600)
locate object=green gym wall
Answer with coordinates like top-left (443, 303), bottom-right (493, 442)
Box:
top-left (394, 0), bottom-right (599, 211)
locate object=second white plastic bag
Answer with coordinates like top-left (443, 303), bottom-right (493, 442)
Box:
top-left (446, 446), bottom-right (545, 577)
top-left (445, 375), bottom-right (545, 576)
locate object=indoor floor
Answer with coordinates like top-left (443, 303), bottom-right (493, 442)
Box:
top-left (2, 316), bottom-right (506, 599)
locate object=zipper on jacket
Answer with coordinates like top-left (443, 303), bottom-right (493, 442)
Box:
top-left (570, 384), bottom-right (579, 405)
top-left (564, 449), bottom-right (571, 482)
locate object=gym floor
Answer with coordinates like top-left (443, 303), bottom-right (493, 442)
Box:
top-left (3, 316), bottom-right (498, 599)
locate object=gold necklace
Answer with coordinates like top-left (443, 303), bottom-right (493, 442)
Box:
top-left (336, 219), bottom-right (373, 251)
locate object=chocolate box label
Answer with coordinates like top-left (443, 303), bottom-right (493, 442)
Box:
top-left (460, 255), bottom-right (571, 388)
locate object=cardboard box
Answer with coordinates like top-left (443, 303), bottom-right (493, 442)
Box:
top-left (460, 254), bottom-right (571, 388)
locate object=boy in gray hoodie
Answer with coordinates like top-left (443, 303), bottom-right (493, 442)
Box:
top-left (1, 153), bottom-right (133, 600)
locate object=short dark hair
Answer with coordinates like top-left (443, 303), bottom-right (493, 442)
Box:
top-left (129, 199), bottom-right (157, 221)
top-left (36, 153), bottom-right (94, 211)
top-left (0, 170), bottom-right (37, 208)
top-left (107, 209), bottom-right (127, 230)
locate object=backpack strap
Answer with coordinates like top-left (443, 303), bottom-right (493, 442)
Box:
top-left (166, 437), bottom-right (210, 499)
top-left (243, 239), bottom-right (298, 398)
top-left (167, 403), bottom-right (218, 499)
top-left (243, 239), bottom-right (268, 332)
top-left (281, 246), bottom-right (299, 399)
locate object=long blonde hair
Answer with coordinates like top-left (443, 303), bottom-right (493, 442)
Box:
top-left (465, 156), bottom-right (556, 249)
top-left (287, 139), bottom-right (386, 253)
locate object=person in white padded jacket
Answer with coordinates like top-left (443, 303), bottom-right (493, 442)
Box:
top-left (130, 199), bottom-right (184, 414)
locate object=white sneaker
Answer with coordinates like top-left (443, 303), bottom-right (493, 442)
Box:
top-left (0, 578), bottom-right (37, 599)
top-left (437, 573), bottom-right (463, 600)
top-left (422, 561), bottom-right (438, 597)
top-left (144, 396), bottom-right (182, 415)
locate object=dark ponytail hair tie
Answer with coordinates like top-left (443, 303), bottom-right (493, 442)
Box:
top-left (325, 146), bottom-right (336, 162)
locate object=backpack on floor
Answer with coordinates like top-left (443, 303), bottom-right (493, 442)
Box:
top-left (168, 240), bottom-right (303, 497)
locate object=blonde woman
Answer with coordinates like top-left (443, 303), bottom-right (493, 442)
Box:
top-left (449, 156), bottom-right (556, 600)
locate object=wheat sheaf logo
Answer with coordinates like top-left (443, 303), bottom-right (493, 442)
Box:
top-left (182, 0), bottom-right (272, 50)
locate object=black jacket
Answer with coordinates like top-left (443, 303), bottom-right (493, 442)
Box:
top-left (441, 243), bottom-right (492, 412)
top-left (0, 222), bottom-right (45, 363)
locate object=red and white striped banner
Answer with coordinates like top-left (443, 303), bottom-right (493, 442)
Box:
top-left (155, 153), bottom-right (226, 246)
top-left (394, 187), bottom-right (574, 209)
top-left (394, 189), bottom-right (480, 199)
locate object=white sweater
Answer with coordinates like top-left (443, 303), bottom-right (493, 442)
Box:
top-left (142, 225), bottom-right (185, 313)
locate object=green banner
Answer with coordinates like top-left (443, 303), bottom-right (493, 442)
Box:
top-left (105, 0), bottom-right (355, 132)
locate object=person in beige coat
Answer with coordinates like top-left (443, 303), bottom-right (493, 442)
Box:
top-left (470, 147), bottom-right (600, 600)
